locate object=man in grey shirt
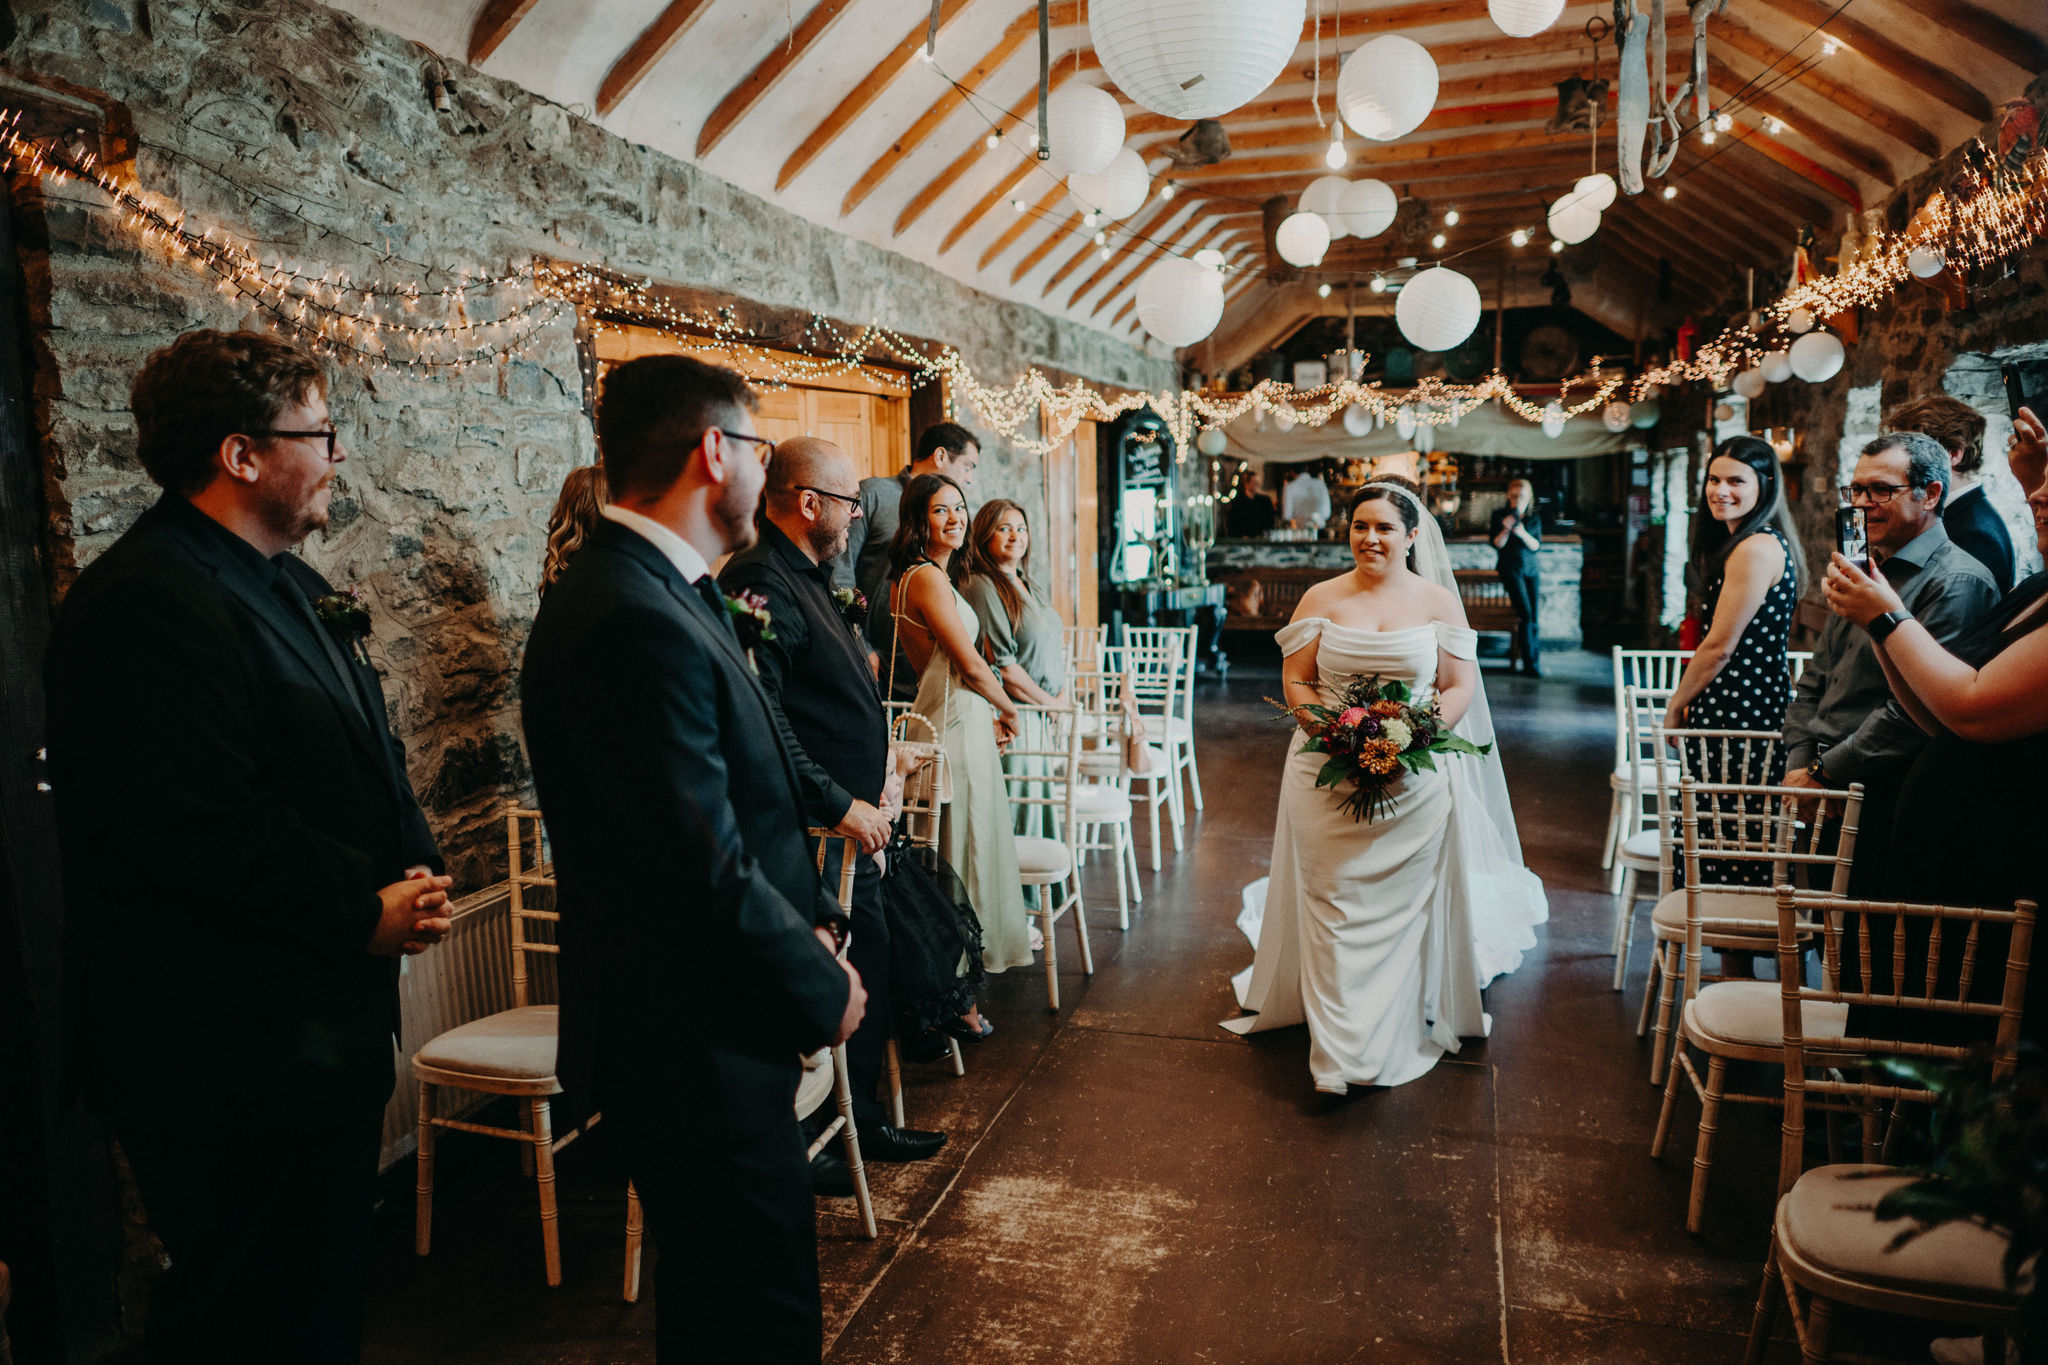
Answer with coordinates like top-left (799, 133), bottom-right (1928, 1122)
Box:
top-left (830, 421), bottom-right (980, 596)
top-left (1783, 432), bottom-right (1998, 892)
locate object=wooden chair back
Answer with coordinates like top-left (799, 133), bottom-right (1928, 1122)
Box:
top-left (1649, 723), bottom-right (1785, 896)
top-left (1787, 650), bottom-right (1814, 687)
top-left (1121, 625), bottom-right (1198, 720)
top-left (1612, 647), bottom-right (1693, 768)
top-left (1064, 623), bottom-right (1109, 679)
top-left (504, 805), bottom-right (560, 1009)
top-left (1772, 887), bottom-right (2037, 1193)
top-left (1102, 641), bottom-right (1181, 732)
top-left (805, 829), bottom-right (859, 913)
top-left (889, 709), bottom-right (946, 853)
top-left (999, 703), bottom-right (1083, 840)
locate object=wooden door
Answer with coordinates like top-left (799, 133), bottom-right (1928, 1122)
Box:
top-left (1042, 411), bottom-right (1099, 640)
top-left (803, 390), bottom-right (873, 475)
top-left (752, 387), bottom-right (807, 448)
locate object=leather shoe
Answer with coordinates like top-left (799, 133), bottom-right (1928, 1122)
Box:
top-left (809, 1149), bottom-right (855, 1198)
top-left (898, 1029), bottom-right (952, 1063)
top-left (860, 1124), bottom-right (948, 1162)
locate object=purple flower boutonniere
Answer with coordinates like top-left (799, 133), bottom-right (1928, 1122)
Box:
top-left (726, 589), bottom-right (776, 672)
top-left (311, 586), bottom-right (373, 665)
top-left (832, 586), bottom-right (868, 635)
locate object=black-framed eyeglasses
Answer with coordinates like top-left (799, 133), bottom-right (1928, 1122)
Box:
top-left (1839, 481), bottom-right (1914, 506)
top-left (257, 429), bottom-right (341, 462)
top-left (716, 429), bottom-right (776, 464)
top-left (798, 485), bottom-right (862, 514)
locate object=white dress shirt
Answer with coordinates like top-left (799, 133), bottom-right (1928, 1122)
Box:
top-left (1281, 473), bottom-right (1332, 528)
top-left (601, 504), bottom-right (712, 583)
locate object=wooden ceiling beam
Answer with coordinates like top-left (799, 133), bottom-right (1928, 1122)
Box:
top-left (1881, 0), bottom-right (2048, 73)
top-left (696, 0), bottom-right (862, 157)
top-left (1703, 61), bottom-right (1894, 185)
top-left (1064, 197), bottom-right (1201, 309)
top-left (982, 186), bottom-right (1067, 272)
top-left (595, 0), bottom-right (717, 115)
top-left (1710, 26), bottom-right (1940, 159)
top-left (777, 1), bottom-right (969, 191)
top-left (1295, 8), bottom-right (1687, 82)
top-left (1765, 0), bottom-right (1992, 121)
top-left (1105, 219), bottom-right (1238, 327)
top-left (467, 0), bottom-right (541, 66)
top-left (1168, 127), bottom-right (1591, 185)
top-left (1013, 214), bottom-right (1092, 284)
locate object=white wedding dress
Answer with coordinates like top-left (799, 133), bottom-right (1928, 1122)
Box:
top-left (1223, 493), bottom-right (1549, 1092)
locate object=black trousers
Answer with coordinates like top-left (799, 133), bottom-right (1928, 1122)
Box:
top-left (842, 855), bottom-right (891, 1128)
top-left (115, 1068), bottom-right (389, 1364)
top-left (1498, 568), bottom-right (1542, 672)
top-left (619, 1117), bottom-right (821, 1365)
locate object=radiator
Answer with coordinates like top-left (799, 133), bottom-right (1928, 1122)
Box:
top-left (378, 879), bottom-right (557, 1170)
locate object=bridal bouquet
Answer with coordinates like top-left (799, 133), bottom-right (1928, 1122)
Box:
top-left (1271, 675), bottom-right (1491, 823)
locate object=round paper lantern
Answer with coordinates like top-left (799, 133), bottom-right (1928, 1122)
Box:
top-left (1067, 147), bottom-right (1149, 220)
top-left (1336, 35), bottom-right (1439, 142)
top-left (1045, 85), bottom-right (1125, 176)
top-left (1547, 192), bottom-right (1601, 245)
top-left (1089, 0), bottom-right (1308, 120)
top-left (1790, 330), bottom-right (1846, 383)
top-left (1760, 350), bottom-right (1794, 383)
top-left (1394, 405), bottom-right (1417, 440)
top-left (1394, 265), bottom-right (1481, 353)
top-left (1630, 399), bottom-right (1662, 430)
top-left (1193, 247), bottom-right (1227, 270)
top-left (1601, 400), bottom-right (1632, 433)
top-left (1301, 174), bottom-right (1353, 239)
top-left (1272, 408), bottom-right (1298, 432)
top-left (1787, 307), bottom-right (1816, 334)
top-left (1195, 427), bottom-right (1229, 456)
top-left (1488, 0), bottom-right (1565, 37)
top-left (1338, 178), bottom-right (1399, 239)
top-left (1908, 246), bottom-right (1945, 279)
top-left (1732, 368), bottom-right (1768, 399)
top-left (1135, 255), bottom-right (1225, 348)
top-left (1541, 401), bottom-right (1566, 439)
top-left (1275, 211), bottom-right (1332, 267)
top-left (1342, 404), bottom-right (1373, 436)
top-left (1574, 172), bottom-right (1618, 212)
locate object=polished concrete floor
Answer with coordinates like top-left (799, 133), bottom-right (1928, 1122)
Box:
top-left (359, 649), bottom-right (1860, 1363)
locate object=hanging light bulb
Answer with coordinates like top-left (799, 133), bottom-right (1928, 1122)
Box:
top-left (1083, 211), bottom-right (1099, 227)
top-left (1763, 115), bottom-right (1784, 135)
top-left (1443, 208), bottom-right (1460, 226)
top-left (1702, 128), bottom-right (1717, 145)
top-left (1094, 230), bottom-right (1108, 245)
top-left (985, 131), bottom-right (1001, 150)
top-left (1430, 232), bottom-right (1447, 249)
top-left (1713, 111), bottom-right (1733, 132)
top-left (1011, 198), bottom-right (1027, 213)
top-left (1821, 37), bottom-right (1839, 56)
top-left (1662, 184), bottom-right (1678, 199)
top-left (1160, 183), bottom-right (1176, 201)
top-left (1100, 246), bottom-right (1113, 260)
top-left (1368, 275), bottom-right (1387, 293)
top-left (1318, 282), bottom-right (1332, 298)
top-left (1550, 239), bottom-right (1564, 253)
top-left (1326, 120), bottom-right (1349, 169)
top-left (1510, 228), bottom-right (1529, 247)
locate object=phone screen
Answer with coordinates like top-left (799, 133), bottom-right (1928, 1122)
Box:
top-left (1836, 505), bottom-right (1869, 572)
top-left (2004, 361), bottom-right (2048, 420)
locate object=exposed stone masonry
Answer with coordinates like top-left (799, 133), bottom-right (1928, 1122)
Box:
top-left (10, 0), bottom-right (1174, 885)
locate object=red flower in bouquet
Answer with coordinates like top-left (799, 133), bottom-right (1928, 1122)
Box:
top-left (1268, 674), bottom-right (1491, 823)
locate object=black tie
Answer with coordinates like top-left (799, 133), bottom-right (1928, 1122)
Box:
top-left (694, 575), bottom-right (734, 636)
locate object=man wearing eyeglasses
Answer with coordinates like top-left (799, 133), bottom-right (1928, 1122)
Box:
top-left (1781, 431), bottom-right (1998, 892)
top-left (44, 330), bottom-right (450, 1362)
top-left (722, 437), bottom-right (950, 1193)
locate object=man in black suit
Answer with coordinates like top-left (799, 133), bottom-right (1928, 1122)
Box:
top-left (721, 438), bottom-right (948, 1192)
top-left (1887, 393), bottom-right (2017, 594)
top-left (521, 355), bottom-right (864, 1363)
top-left (44, 331), bottom-right (453, 1364)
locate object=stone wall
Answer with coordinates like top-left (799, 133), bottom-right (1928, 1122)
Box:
top-left (1777, 75), bottom-right (2048, 597)
top-left (9, 0), bottom-right (1174, 886)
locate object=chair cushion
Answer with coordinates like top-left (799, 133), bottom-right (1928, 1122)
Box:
top-left (1613, 757), bottom-right (1685, 788)
top-left (1685, 980), bottom-right (1848, 1049)
top-left (1163, 716), bottom-right (1192, 742)
top-left (1125, 745), bottom-right (1170, 779)
top-left (1781, 1165), bottom-right (2019, 1301)
top-left (1618, 829), bottom-right (1661, 865)
top-left (1651, 889), bottom-right (1779, 942)
top-left (1015, 835), bottom-right (1074, 881)
top-left (415, 1005), bottom-right (559, 1081)
top-left (1074, 784), bottom-right (1133, 820)
top-left (794, 1052), bottom-right (835, 1120)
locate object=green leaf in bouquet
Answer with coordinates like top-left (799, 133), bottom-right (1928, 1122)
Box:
top-left (1433, 734), bottom-right (1494, 758)
top-left (1316, 759), bottom-right (1352, 790)
top-left (1382, 679), bottom-right (1411, 703)
top-left (1405, 749), bottom-right (1438, 772)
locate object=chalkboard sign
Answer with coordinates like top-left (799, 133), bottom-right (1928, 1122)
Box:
top-left (1123, 435), bottom-right (1166, 486)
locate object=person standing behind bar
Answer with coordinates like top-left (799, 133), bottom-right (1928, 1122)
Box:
top-left (1224, 468), bottom-right (1278, 538)
top-left (521, 355), bottom-right (864, 1363)
top-left (44, 330), bottom-right (453, 1364)
top-left (832, 421), bottom-right (980, 596)
top-left (1490, 478), bottom-right (1544, 677)
top-left (720, 437), bottom-right (949, 1193)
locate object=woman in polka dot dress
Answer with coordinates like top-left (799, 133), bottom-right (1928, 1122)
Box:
top-left (1663, 437), bottom-right (1806, 895)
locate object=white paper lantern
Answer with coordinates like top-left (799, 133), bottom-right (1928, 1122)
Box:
top-left (1195, 427), bottom-right (1229, 456)
top-left (1338, 178), bottom-right (1399, 239)
top-left (1272, 409), bottom-right (1297, 432)
top-left (1787, 307), bottom-right (1816, 334)
top-left (1045, 85), bottom-right (1126, 176)
top-left (1630, 399), bottom-right (1662, 430)
top-left (1416, 420), bottom-right (1436, 453)
top-left (1336, 35), bottom-right (1439, 142)
top-left (1547, 193), bottom-right (1601, 245)
top-left (1342, 404), bottom-right (1373, 436)
top-left (1275, 211), bottom-right (1332, 267)
top-left (1394, 265), bottom-right (1481, 353)
top-left (1574, 172), bottom-right (1618, 212)
top-left (1394, 405), bottom-right (1417, 440)
top-left (1488, 0), bottom-right (1565, 37)
top-left (1601, 400), bottom-right (1632, 433)
top-left (1193, 248), bottom-right (1227, 270)
top-left (1908, 246), bottom-right (1945, 279)
top-left (1790, 330), bottom-right (1846, 383)
top-left (1301, 174), bottom-right (1353, 239)
top-left (1760, 350), bottom-right (1794, 383)
top-left (1067, 147), bottom-right (1150, 221)
top-left (1089, 0), bottom-right (1308, 120)
top-left (1732, 368), bottom-right (1768, 399)
top-left (1541, 401), bottom-right (1566, 439)
top-left (1135, 256), bottom-right (1225, 348)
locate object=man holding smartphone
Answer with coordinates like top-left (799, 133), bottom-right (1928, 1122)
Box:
top-left (1884, 394), bottom-right (2017, 594)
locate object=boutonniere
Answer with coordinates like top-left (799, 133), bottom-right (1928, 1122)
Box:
top-left (832, 586), bottom-right (868, 635)
top-left (310, 586), bottom-right (373, 665)
top-left (725, 589), bottom-right (776, 672)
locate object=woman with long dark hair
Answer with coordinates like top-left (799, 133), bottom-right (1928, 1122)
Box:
top-left (889, 475), bottom-right (1033, 1001)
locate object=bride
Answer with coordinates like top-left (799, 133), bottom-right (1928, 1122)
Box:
top-left (1224, 480), bottom-right (1549, 1092)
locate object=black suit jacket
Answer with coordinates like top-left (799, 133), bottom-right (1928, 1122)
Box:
top-left (519, 519), bottom-right (850, 1143)
top-left (44, 495), bottom-right (440, 1116)
top-left (1943, 484), bottom-right (2016, 596)
top-left (719, 522), bottom-right (890, 826)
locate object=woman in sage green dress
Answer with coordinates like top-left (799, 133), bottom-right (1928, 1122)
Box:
top-left (963, 500), bottom-right (1068, 844)
top-left (889, 476), bottom-right (1035, 1003)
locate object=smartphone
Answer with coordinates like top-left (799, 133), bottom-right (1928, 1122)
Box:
top-left (2004, 361), bottom-right (2048, 420)
top-left (1836, 505), bottom-right (1870, 573)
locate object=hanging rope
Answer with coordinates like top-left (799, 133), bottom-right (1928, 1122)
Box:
top-left (1035, 0), bottom-right (1051, 160)
top-left (925, 0), bottom-right (942, 59)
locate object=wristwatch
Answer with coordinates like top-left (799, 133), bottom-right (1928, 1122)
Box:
top-left (1867, 609), bottom-right (1913, 644)
top-left (1806, 756), bottom-right (1830, 785)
